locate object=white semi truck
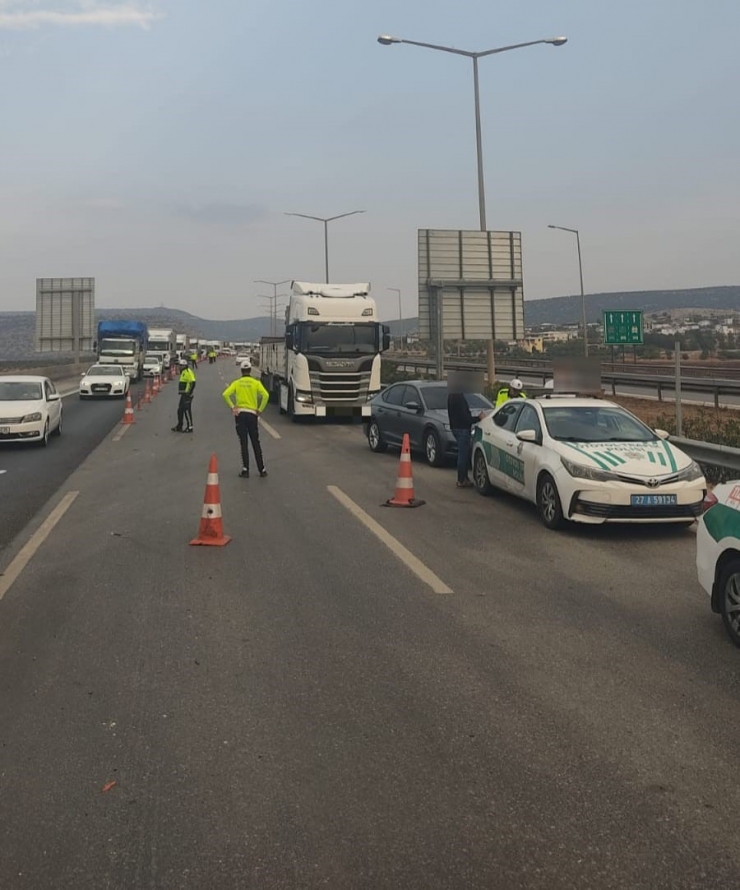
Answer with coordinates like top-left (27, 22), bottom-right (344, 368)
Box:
top-left (259, 281), bottom-right (390, 419)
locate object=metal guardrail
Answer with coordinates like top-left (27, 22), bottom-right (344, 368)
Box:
top-left (384, 357), bottom-right (740, 405)
top-left (669, 437), bottom-right (740, 475)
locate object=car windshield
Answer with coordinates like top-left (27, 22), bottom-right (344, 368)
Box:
top-left (0, 381), bottom-right (43, 401)
top-left (89, 367), bottom-right (124, 377)
top-left (421, 386), bottom-right (491, 412)
top-left (542, 405), bottom-right (657, 443)
top-left (299, 323), bottom-right (377, 355)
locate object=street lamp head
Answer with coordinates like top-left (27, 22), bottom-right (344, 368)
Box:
top-left (377, 34), bottom-right (401, 45)
top-left (547, 37), bottom-right (568, 46)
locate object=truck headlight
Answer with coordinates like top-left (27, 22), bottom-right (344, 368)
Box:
top-left (21, 412), bottom-right (43, 423)
top-left (295, 390), bottom-right (313, 404)
top-left (561, 455), bottom-right (615, 483)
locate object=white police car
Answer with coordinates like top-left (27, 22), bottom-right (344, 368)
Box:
top-left (696, 482), bottom-right (740, 647)
top-left (471, 396), bottom-right (706, 529)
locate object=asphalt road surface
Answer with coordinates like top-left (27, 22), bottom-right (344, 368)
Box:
top-left (0, 383), bottom-right (139, 555)
top-left (1, 361), bottom-right (740, 889)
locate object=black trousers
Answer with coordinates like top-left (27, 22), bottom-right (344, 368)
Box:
top-left (176, 394), bottom-right (193, 430)
top-left (235, 412), bottom-right (264, 472)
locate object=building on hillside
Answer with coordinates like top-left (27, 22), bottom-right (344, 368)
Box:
top-left (517, 336), bottom-right (544, 353)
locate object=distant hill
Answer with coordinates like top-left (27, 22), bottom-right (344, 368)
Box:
top-left (523, 286), bottom-right (740, 327)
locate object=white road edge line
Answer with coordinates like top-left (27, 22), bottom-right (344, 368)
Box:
top-left (327, 485), bottom-right (453, 595)
top-left (260, 418), bottom-right (281, 440)
top-left (0, 491), bottom-right (79, 601)
top-left (112, 424), bottom-right (131, 442)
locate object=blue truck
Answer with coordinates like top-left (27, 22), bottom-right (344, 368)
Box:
top-left (96, 321), bottom-right (149, 381)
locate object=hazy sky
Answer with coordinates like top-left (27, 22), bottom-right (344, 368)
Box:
top-left (0, 0), bottom-right (738, 321)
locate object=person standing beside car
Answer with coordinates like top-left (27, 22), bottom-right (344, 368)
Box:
top-left (447, 382), bottom-right (484, 488)
top-left (172, 363), bottom-right (196, 433)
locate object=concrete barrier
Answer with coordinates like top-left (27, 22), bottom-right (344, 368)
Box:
top-left (0, 362), bottom-right (91, 381)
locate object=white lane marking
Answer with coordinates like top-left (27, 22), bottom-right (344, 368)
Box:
top-left (260, 418), bottom-right (281, 440)
top-left (61, 388), bottom-right (80, 399)
top-left (0, 470), bottom-right (6, 476)
top-left (112, 424), bottom-right (132, 442)
top-left (327, 485), bottom-right (453, 595)
top-left (0, 491), bottom-right (79, 601)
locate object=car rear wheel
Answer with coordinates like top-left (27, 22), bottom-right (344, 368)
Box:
top-left (367, 420), bottom-right (388, 453)
top-left (424, 428), bottom-right (444, 467)
top-left (537, 473), bottom-right (565, 530)
top-left (473, 449), bottom-right (494, 496)
top-left (718, 559), bottom-right (740, 648)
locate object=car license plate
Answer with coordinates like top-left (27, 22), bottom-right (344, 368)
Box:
top-left (631, 494), bottom-right (678, 506)
top-left (0, 426), bottom-right (9, 435)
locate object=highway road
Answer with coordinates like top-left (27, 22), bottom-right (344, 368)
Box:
top-left (0, 381), bottom-right (144, 555)
top-left (1, 361), bottom-right (740, 888)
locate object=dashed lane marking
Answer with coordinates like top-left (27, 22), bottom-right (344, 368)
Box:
top-left (0, 491), bottom-right (79, 601)
top-left (112, 424), bottom-right (132, 442)
top-left (327, 485), bottom-right (453, 595)
top-left (260, 418), bottom-right (281, 440)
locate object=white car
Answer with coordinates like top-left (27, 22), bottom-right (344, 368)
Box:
top-left (471, 396), bottom-right (706, 529)
top-left (235, 353), bottom-right (249, 366)
top-left (79, 364), bottom-right (130, 400)
top-left (696, 482), bottom-right (740, 647)
top-left (0, 376), bottom-right (63, 447)
top-left (143, 356), bottom-right (164, 378)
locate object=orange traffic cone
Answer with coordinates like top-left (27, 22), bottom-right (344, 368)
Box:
top-left (190, 454), bottom-right (232, 547)
top-left (142, 380), bottom-right (152, 404)
top-left (384, 433), bottom-right (425, 508)
top-left (121, 392), bottom-right (135, 425)
top-left (152, 375), bottom-right (160, 396)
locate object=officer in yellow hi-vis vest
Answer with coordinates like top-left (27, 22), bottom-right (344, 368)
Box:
top-left (496, 377), bottom-right (527, 408)
top-left (222, 359), bottom-right (270, 478)
top-left (172, 364), bottom-right (196, 433)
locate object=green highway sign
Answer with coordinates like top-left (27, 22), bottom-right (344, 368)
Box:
top-left (603, 310), bottom-right (644, 346)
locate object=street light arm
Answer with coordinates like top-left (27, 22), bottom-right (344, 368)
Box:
top-left (548, 224), bottom-right (578, 234)
top-left (476, 37), bottom-right (565, 58)
top-left (395, 37), bottom-right (474, 57)
top-left (325, 210), bottom-right (366, 223)
top-left (285, 212), bottom-right (325, 222)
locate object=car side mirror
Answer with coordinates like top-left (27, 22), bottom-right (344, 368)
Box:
top-left (80, 372), bottom-right (86, 377)
top-left (404, 401), bottom-right (421, 412)
top-left (654, 429), bottom-right (670, 440)
top-left (47, 393), bottom-right (61, 402)
top-left (516, 429), bottom-right (538, 444)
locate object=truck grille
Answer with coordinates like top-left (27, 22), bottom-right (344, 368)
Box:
top-left (309, 371), bottom-right (372, 403)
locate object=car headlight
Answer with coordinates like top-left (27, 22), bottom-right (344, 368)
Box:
top-left (21, 412), bottom-right (43, 423)
top-left (561, 455), bottom-right (616, 483)
top-left (675, 460), bottom-right (704, 482)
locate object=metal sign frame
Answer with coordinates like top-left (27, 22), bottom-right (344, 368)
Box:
top-left (35, 277), bottom-right (96, 358)
top-left (418, 229), bottom-right (524, 379)
top-left (603, 310), bottom-right (644, 346)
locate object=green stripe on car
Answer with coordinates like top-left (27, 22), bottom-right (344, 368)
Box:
top-left (563, 442), bottom-right (611, 471)
top-left (704, 503), bottom-right (740, 544)
top-left (662, 440), bottom-right (678, 472)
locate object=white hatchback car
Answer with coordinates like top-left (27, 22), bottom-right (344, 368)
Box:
top-left (471, 396), bottom-right (706, 529)
top-left (0, 376), bottom-right (63, 446)
top-left (79, 364), bottom-right (130, 399)
top-left (696, 482), bottom-right (740, 647)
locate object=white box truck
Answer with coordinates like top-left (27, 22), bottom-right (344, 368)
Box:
top-left (259, 281), bottom-right (390, 419)
top-left (147, 328), bottom-right (177, 369)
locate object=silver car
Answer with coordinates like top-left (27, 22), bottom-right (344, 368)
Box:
top-left (365, 380), bottom-right (493, 467)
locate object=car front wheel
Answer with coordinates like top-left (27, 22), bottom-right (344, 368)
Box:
top-left (367, 420), bottom-right (388, 453)
top-left (424, 428), bottom-right (444, 467)
top-left (473, 449), bottom-right (494, 496)
top-left (537, 473), bottom-right (565, 530)
top-left (718, 559), bottom-right (740, 648)
top-left (39, 420), bottom-right (50, 448)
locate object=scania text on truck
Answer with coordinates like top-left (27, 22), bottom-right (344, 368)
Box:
top-left (259, 281), bottom-right (390, 419)
top-left (147, 329), bottom-right (177, 369)
top-left (96, 321), bottom-right (148, 381)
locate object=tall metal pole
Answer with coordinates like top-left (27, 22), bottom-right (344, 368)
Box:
top-left (576, 230), bottom-right (588, 357)
top-left (324, 220), bottom-right (330, 283)
top-left (472, 57), bottom-right (487, 232)
top-left (675, 339), bottom-right (683, 437)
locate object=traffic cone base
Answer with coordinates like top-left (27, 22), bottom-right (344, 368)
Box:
top-left (383, 433), bottom-right (425, 508)
top-left (143, 380), bottom-right (152, 403)
top-left (190, 454), bottom-right (231, 546)
top-left (120, 392), bottom-right (135, 425)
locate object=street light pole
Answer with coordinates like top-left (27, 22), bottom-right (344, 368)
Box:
top-left (548, 225), bottom-right (588, 357)
top-left (255, 279), bottom-right (291, 338)
top-left (378, 33), bottom-right (567, 383)
top-left (285, 211), bottom-right (365, 283)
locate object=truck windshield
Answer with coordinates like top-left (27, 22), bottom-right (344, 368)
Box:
top-left (299, 323), bottom-right (377, 354)
top-left (149, 340), bottom-right (170, 351)
top-left (100, 339), bottom-right (136, 356)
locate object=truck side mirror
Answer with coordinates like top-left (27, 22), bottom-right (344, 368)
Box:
top-left (382, 326), bottom-right (391, 352)
top-left (285, 331), bottom-right (294, 350)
